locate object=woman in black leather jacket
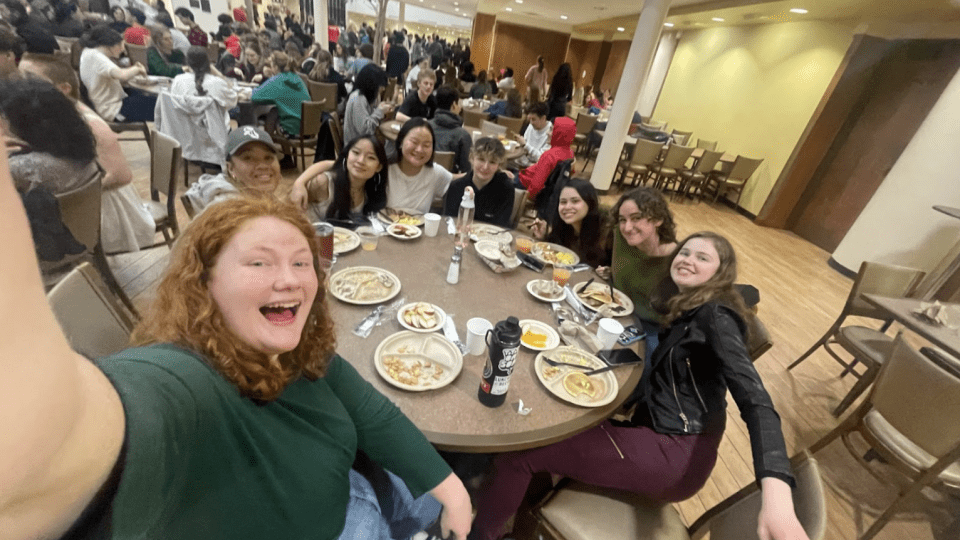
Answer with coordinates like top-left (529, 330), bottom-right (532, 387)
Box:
top-left (469, 232), bottom-right (809, 540)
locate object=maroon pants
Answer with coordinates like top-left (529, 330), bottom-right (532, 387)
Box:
top-left (469, 421), bottom-right (723, 540)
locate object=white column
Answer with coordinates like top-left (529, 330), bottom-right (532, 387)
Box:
top-left (636, 31), bottom-right (677, 118)
top-left (398, 1), bottom-right (405, 26)
top-left (314, 0), bottom-right (328, 46)
top-left (589, 0), bottom-right (671, 191)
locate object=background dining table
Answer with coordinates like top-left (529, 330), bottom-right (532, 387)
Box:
top-left (862, 294), bottom-right (960, 358)
top-left (326, 225), bottom-right (642, 453)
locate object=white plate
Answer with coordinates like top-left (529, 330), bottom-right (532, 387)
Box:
top-left (534, 346), bottom-right (619, 408)
top-left (532, 241), bottom-right (580, 267)
top-left (375, 331), bottom-right (463, 391)
top-left (572, 281), bottom-right (635, 317)
top-left (475, 240), bottom-right (503, 261)
top-left (471, 223), bottom-right (512, 243)
top-left (526, 279), bottom-right (566, 302)
top-left (387, 223), bottom-right (423, 240)
top-left (519, 319), bottom-right (560, 351)
top-left (329, 266), bottom-right (401, 305)
top-left (397, 302), bottom-right (447, 333)
top-left (378, 208), bottom-right (425, 227)
top-left (333, 227), bottom-right (360, 254)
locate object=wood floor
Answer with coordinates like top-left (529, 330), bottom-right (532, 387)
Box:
top-left (110, 137), bottom-right (960, 540)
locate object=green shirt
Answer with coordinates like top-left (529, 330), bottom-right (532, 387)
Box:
top-left (611, 228), bottom-right (672, 324)
top-left (146, 48), bottom-right (185, 78)
top-left (94, 344), bottom-right (451, 539)
top-left (252, 72), bottom-right (310, 135)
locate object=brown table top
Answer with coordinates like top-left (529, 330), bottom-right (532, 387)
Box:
top-left (862, 294), bottom-right (960, 357)
top-left (327, 230), bottom-right (642, 452)
top-left (379, 120), bottom-right (526, 160)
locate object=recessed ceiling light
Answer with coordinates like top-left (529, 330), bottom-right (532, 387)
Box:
top-left (560, 15), bottom-right (568, 20)
top-left (453, 1), bottom-right (458, 4)
top-left (712, 17), bottom-right (725, 22)
top-left (664, 22), bottom-right (675, 27)
top-left (790, 8), bottom-right (808, 13)
top-left (505, 6), bottom-right (512, 10)
top-left (515, 0), bottom-right (522, 3)
top-left (454, 7), bottom-right (458, 10)
top-left (616, 27), bottom-right (624, 31)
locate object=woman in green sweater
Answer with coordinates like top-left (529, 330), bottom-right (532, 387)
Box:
top-left (0, 165), bottom-right (472, 540)
top-left (146, 25), bottom-right (185, 77)
top-left (252, 50), bottom-right (311, 136)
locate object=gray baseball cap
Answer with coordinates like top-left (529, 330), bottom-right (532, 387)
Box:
top-left (225, 126), bottom-right (280, 158)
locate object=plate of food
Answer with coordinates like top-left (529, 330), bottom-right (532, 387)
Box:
top-left (519, 319), bottom-right (560, 351)
top-left (387, 223), bottom-right (422, 240)
top-left (474, 240), bottom-right (504, 261)
top-left (535, 346), bottom-right (619, 408)
top-left (526, 279), bottom-right (565, 302)
top-left (470, 223), bottom-right (511, 243)
top-left (573, 281), bottom-right (634, 317)
top-left (397, 302), bottom-right (446, 333)
top-left (333, 227), bottom-right (360, 254)
top-left (329, 266), bottom-right (401, 305)
top-left (375, 331), bottom-right (463, 391)
top-left (378, 208), bottom-right (424, 227)
top-left (532, 242), bottom-right (580, 267)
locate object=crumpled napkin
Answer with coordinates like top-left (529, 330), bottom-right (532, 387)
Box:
top-left (558, 320), bottom-right (602, 353)
top-left (913, 301), bottom-right (959, 328)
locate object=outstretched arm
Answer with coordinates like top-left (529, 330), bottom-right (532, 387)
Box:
top-left (430, 473), bottom-right (472, 540)
top-left (0, 144), bottom-right (125, 538)
top-left (758, 477), bottom-right (809, 540)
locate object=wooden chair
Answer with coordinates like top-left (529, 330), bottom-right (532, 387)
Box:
top-left (704, 155), bottom-right (763, 207)
top-left (124, 42), bottom-right (148, 68)
top-left (670, 129), bottom-right (693, 146)
top-left (807, 334), bottom-right (960, 540)
top-left (677, 149), bottom-right (723, 202)
top-left (510, 188), bottom-right (528, 228)
top-left (573, 113), bottom-right (599, 155)
top-left (614, 138), bottom-right (663, 188)
top-left (206, 42), bottom-right (221, 63)
top-left (463, 109), bottom-right (489, 129)
top-left (266, 101), bottom-right (324, 170)
top-left (307, 80), bottom-right (339, 113)
top-left (530, 452), bottom-right (826, 540)
top-left (433, 151), bottom-right (455, 172)
top-left (147, 130), bottom-right (182, 247)
top-left (180, 193), bottom-right (197, 219)
top-left (47, 262), bottom-right (134, 358)
top-left (496, 115), bottom-right (523, 136)
top-left (108, 121), bottom-right (152, 150)
top-left (328, 111), bottom-right (344, 158)
top-left (695, 138), bottom-right (718, 151)
top-left (480, 120), bottom-right (507, 137)
top-left (787, 261), bottom-right (926, 416)
top-left (747, 315), bottom-right (774, 362)
top-left (648, 144), bottom-right (695, 192)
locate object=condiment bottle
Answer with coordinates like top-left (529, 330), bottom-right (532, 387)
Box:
top-left (446, 246), bottom-right (462, 284)
top-left (478, 316), bottom-right (522, 407)
top-left (456, 188), bottom-right (475, 248)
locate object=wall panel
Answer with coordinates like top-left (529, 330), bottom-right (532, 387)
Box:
top-left (471, 13), bottom-right (496, 75)
top-left (488, 21), bottom-right (570, 97)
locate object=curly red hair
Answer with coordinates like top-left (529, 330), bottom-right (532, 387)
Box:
top-left (131, 195), bottom-right (336, 401)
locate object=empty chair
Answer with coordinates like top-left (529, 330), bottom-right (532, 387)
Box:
top-left (124, 43), bottom-right (148, 69)
top-left (480, 120), bottom-right (507, 137)
top-left (614, 138), bottom-right (662, 188)
top-left (747, 314), bottom-right (774, 362)
top-left (677, 149), bottom-right (723, 202)
top-left (47, 262), bottom-right (134, 358)
top-left (496, 115), bottom-right (524, 135)
top-left (704, 155), bottom-right (763, 206)
top-left (463, 109), bottom-right (489, 129)
top-left (671, 129), bottom-right (693, 146)
top-left (787, 261), bottom-right (926, 416)
top-left (807, 334), bottom-right (960, 540)
top-left (147, 130), bottom-right (182, 247)
top-left (267, 101), bottom-right (325, 170)
top-left (531, 452), bottom-right (826, 540)
top-left (648, 144), bottom-right (695, 192)
top-left (572, 113), bottom-right (599, 155)
top-left (307, 80), bottom-right (338, 113)
top-left (433, 151), bottom-right (455, 172)
top-left (696, 138), bottom-right (718, 151)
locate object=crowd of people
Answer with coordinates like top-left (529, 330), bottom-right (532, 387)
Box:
top-left (0, 4), bottom-right (810, 540)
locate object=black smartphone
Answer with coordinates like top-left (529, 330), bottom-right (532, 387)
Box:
top-left (616, 325), bottom-right (644, 346)
top-left (516, 251), bottom-right (545, 272)
top-left (599, 348), bottom-right (643, 366)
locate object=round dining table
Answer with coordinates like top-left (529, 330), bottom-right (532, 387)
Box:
top-left (326, 227), bottom-right (642, 453)
top-left (378, 119), bottom-right (527, 161)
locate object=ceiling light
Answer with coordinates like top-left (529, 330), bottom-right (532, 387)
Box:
top-left (664, 22), bottom-right (675, 27)
top-left (560, 15), bottom-right (568, 20)
top-left (453, 1), bottom-right (458, 4)
top-left (505, 6), bottom-right (512, 10)
top-left (616, 27), bottom-right (624, 31)
top-left (712, 17), bottom-right (725, 22)
top-left (515, 0), bottom-right (522, 3)
top-left (790, 8), bottom-right (808, 13)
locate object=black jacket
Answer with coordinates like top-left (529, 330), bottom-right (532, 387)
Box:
top-left (634, 301), bottom-right (795, 488)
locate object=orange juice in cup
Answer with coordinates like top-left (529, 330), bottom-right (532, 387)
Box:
top-left (552, 265), bottom-right (572, 288)
top-left (516, 237), bottom-right (533, 254)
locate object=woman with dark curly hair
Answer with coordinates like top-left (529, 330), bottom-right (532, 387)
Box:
top-left (0, 176), bottom-right (473, 538)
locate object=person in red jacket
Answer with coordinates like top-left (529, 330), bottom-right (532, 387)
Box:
top-left (517, 115), bottom-right (575, 197)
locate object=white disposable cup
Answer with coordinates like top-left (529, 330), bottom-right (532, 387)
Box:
top-left (424, 213), bottom-right (442, 237)
top-left (466, 318), bottom-right (493, 356)
top-left (596, 318), bottom-right (624, 350)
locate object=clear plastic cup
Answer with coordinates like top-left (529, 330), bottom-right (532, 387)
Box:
top-left (357, 226), bottom-right (379, 251)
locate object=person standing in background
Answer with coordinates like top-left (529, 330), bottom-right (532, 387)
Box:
top-left (524, 55), bottom-right (547, 102)
top-left (385, 31), bottom-right (408, 82)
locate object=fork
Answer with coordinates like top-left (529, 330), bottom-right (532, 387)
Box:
top-left (542, 356), bottom-right (592, 370)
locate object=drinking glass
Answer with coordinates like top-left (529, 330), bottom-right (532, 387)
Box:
top-left (552, 265), bottom-right (572, 288)
top-left (357, 226), bottom-right (379, 251)
top-left (516, 236), bottom-right (533, 254)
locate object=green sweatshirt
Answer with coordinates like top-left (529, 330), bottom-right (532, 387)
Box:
top-left (92, 344), bottom-right (451, 539)
top-left (611, 228), bottom-right (672, 324)
top-left (252, 71), bottom-right (311, 135)
top-left (146, 47), bottom-right (185, 78)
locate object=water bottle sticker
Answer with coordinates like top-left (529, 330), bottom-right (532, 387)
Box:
top-left (482, 357), bottom-right (493, 379)
top-left (491, 376), bottom-right (510, 395)
top-left (497, 348), bottom-right (517, 374)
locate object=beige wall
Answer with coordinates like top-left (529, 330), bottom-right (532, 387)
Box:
top-left (653, 20), bottom-right (855, 214)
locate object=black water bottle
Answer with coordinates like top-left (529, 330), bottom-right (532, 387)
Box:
top-left (478, 316), bottom-right (522, 407)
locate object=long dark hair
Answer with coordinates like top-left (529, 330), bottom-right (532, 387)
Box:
top-left (354, 63), bottom-right (386, 104)
top-left (546, 178), bottom-right (608, 267)
top-left (81, 25), bottom-right (122, 48)
top-left (326, 135), bottom-right (388, 220)
top-left (0, 78), bottom-right (96, 163)
top-left (394, 117), bottom-right (435, 168)
top-left (548, 62), bottom-right (573, 102)
top-left (186, 46), bottom-right (210, 96)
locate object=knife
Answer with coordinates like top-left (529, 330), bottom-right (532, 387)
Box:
top-left (584, 363), bottom-right (631, 376)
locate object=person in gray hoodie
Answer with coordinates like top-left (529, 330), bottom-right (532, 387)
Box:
top-left (429, 87), bottom-right (472, 174)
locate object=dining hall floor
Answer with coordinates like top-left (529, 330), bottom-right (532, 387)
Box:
top-left (110, 135), bottom-right (959, 540)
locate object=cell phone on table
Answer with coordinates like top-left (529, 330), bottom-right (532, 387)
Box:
top-left (616, 325), bottom-right (644, 346)
top-left (599, 348), bottom-right (643, 366)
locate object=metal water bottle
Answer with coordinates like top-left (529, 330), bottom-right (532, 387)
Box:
top-left (478, 316), bottom-right (522, 407)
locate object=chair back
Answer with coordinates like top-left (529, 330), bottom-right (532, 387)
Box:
top-left (301, 100), bottom-right (325, 137)
top-left (630, 139), bottom-right (664, 167)
top-left (462, 81), bottom-right (474, 93)
top-left (47, 262), bottom-right (134, 358)
top-left (871, 334), bottom-right (960, 460)
top-left (847, 261), bottom-right (926, 320)
top-left (671, 129), bottom-right (693, 146)
top-left (696, 138), bottom-right (718, 151)
top-left (328, 111), bottom-right (344, 158)
top-left (569, 106), bottom-right (588, 120)
top-left (307, 80), bottom-right (339, 113)
top-left (535, 159), bottom-right (574, 223)
top-left (150, 130), bottom-right (182, 206)
top-left (298, 72), bottom-right (310, 88)
top-left (55, 172), bottom-right (103, 253)
top-left (496, 115), bottom-right (524, 135)
top-left (125, 43), bottom-right (148, 68)
top-left (725, 156), bottom-right (763, 184)
top-left (510, 188), bottom-right (527, 227)
top-left (180, 193), bottom-right (197, 219)
top-left (689, 453), bottom-right (827, 540)
top-left (746, 315), bottom-right (773, 361)
top-left (463, 109), bottom-right (488, 128)
top-left (382, 77), bottom-right (397, 102)
top-left (645, 119), bottom-right (667, 131)
top-left (660, 144), bottom-right (695, 170)
top-left (206, 42), bottom-right (221, 63)
top-left (574, 113), bottom-right (598, 135)
top-left (434, 151), bottom-right (455, 172)
top-left (480, 120), bottom-right (507, 137)
top-left (695, 150), bottom-right (724, 174)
